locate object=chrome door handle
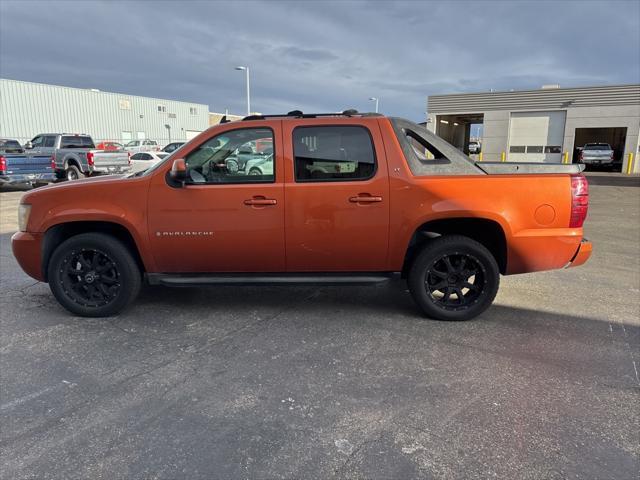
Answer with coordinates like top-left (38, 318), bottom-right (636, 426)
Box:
top-left (349, 195), bottom-right (383, 203)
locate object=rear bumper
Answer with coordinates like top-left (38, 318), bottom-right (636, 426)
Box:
top-left (507, 229), bottom-right (591, 274)
top-left (0, 172), bottom-right (56, 185)
top-left (11, 231), bottom-right (45, 281)
top-left (89, 165), bottom-right (130, 175)
top-left (566, 239), bottom-right (592, 268)
top-left (582, 158), bottom-right (615, 165)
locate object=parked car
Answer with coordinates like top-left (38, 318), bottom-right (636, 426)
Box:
top-left (25, 134), bottom-right (130, 181)
top-left (95, 141), bottom-right (124, 151)
top-left (124, 139), bottom-right (160, 153)
top-left (224, 140), bottom-right (274, 173)
top-left (0, 138), bottom-right (56, 187)
top-left (468, 141), bottom-right (481, 154)
top-left (577, 143), bottom-right (618, 169)
top-left (129, 151), bottom-right (170, 173)
top-left (12, 111), bottom-right (591, 319)
top-left (162, 142), bottom-right (185, 153)
top-left (243, 154), bottom-right (274, 177)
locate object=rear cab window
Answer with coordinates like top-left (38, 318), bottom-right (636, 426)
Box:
top-left (60, 136), bottom-right (95, 149)
top-left (293, 125), bottom-right (376, 182)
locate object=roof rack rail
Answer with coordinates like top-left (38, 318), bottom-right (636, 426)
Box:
top-left (242, 110), bottom-right (383, 121)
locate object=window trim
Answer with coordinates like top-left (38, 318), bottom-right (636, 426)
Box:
top-left (182, 126), bottom-right (277, 186)
top-left (292, 124), bottom-right (378, 183)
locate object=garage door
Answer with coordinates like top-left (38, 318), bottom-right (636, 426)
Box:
top-left (186, 130), bottom-right (202, 141)
top-left (508, 111), bottom-right (566, 162)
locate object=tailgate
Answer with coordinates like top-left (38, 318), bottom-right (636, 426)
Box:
top-left (582, 150), bottom-right (612, 160)
top-left (92, 151), bottom-right (129, 167)
top-left (3, 154), bottom-right (53, 175)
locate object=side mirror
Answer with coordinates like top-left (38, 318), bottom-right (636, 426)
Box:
top-left (24, 141), bottom-right (33, 149)
top-left (170, 158), bottom-right (187, 185)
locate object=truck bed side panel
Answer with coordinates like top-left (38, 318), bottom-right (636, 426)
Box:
top-left (379, 119), bottom-right (580, 275)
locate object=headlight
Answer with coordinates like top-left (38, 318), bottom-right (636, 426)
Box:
top-left (18, 204), bottom-right (31, 232)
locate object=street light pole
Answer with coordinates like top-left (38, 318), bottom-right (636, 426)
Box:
top-left (235, 66), bottom-right (251, 115)
top-left (369, 97), bottom-right (379, 113)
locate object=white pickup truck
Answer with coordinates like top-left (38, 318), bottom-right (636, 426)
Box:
top-left (25, 134), bottom-right (131, 181)
top-left (577, 143), bottom-right (618, 170)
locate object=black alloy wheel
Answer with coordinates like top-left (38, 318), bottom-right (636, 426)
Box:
top-left (408, 235), bottom-right (499, 321)
top-left (425, 252), bottom-right (485, 311)
top-left (48, 233), bottom-right (141, 317)
top-left (58, 248), bottom-right (121, 308)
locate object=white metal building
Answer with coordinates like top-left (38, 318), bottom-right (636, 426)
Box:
top-left (0, 78), bottom-right (210, 146)
top-left (426, 84), bottom-right (640, 173)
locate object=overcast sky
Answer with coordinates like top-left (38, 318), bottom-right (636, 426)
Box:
top-left (1, 0), bottom-right (638, 121)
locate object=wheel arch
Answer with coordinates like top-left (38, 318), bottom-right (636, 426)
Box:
top-left (42, 221), bottom-right (146, 282)
top-left (402, 217), bottom-right (508, 277)
top-left (63, 154), bottom-right (82, 170)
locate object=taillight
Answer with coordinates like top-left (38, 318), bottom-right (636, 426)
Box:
top-left (0, 155), bottom-right (6, 174)
top-left (570, 174), bottom-right (589, 228)
top-left (578, 151), bottom-right (584, 161)
top-left (610, 152), bottom-right (614, 160)
top-left (127, 152), bottom-right (131, 166)
top-left (87, 152), bottom-right (94, 167)
top-left (50, 155), bottom-right (56, 170)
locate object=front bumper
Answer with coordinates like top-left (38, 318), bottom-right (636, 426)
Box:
top-left (11, 231), bottom-right (45, 281)
top-left (566, 239), bottom-right (592, 268)
top-left (0, 172), bottom-right (56, 185)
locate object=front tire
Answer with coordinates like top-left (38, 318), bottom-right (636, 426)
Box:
top-left (408, 235), bottom-right (499, 321)
top-left (48, 233), bottom-right (141, 317)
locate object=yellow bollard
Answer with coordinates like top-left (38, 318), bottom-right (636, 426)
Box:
top-left (626, 152), bottom-right (635, 175)
top-left (478, 152), bottom-right (483, 162)
top-left (501, 151), bottom-right (506, 162)
top-left (562, 152), bottom-right (569, 164)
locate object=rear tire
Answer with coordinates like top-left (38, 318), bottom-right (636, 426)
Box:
top-left (66, 165), bottom-right (84, 181)
top-left (408, 235), bottom-right (499, 321)
top-left (48, 233), bottom-right (141, 317)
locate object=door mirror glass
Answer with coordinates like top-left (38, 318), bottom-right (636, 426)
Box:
top-left (24, 141), bottom-right (33, 149)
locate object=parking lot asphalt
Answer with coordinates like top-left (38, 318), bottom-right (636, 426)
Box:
top-left (1, 176), bottom-right (639, 479)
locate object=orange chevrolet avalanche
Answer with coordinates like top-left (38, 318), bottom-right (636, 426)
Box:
top-left (12, 111), bottom-right (592, 320)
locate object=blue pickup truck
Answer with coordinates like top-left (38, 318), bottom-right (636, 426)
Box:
top-left (0, 139), bottom-right (56, 187)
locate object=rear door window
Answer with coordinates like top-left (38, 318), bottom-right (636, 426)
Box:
top-left (293, 126), bottom-right (376, 182)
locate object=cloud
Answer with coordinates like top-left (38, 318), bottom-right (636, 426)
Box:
top-left (0, 0), bottom-right (638, 121)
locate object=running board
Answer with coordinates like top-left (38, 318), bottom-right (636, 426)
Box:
top-left (146, 272), bottom-right (397, 287)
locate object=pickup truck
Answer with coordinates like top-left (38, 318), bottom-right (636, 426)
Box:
top-left (12, 111), bottom-right (592, 320)
top-left (25, 134), bottom-right (130, 181)
top-left (0, 138), bottom-right (56, 187)
top-left (577, 143), bottom-right (618, 169)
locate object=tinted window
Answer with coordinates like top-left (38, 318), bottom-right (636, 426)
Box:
top-left (544, 146), bottom-right (561, 154)
top-left (527, 146), bottom-right (543, 153)
top-left (185, 128), bottom-right (274, 184)
top-left (293, 126), bottom-right (376, 182)
top-left (0, 139), bottom-right (23, 153)
top-left (130, 153), bottom-right (144, 160)
top-left (584, 144), bottom-right (611, 150)
top-left (509, 145), bottom-right (526, 153)
top-left (61, 136), bottom-right (95, 149)
top-left (44, 136), bottom-right (56, 147)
